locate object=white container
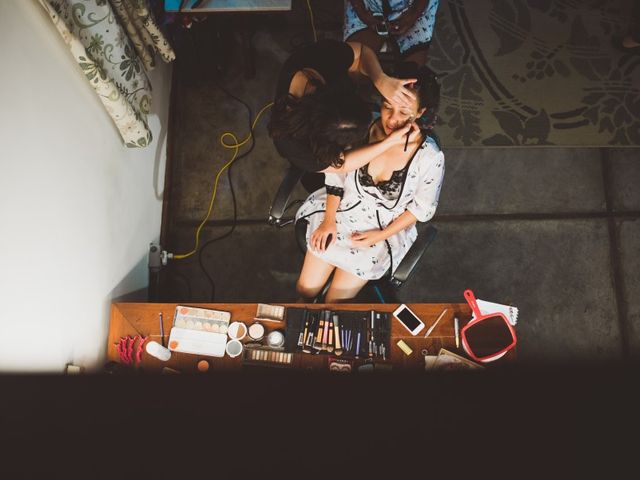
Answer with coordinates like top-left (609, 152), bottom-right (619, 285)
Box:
top-left (225, 339), bottom-right (244, 358)
top-left (146, 341), bottom-right (172, 361)
top-left (228, 321), bottom-right (247, 340)
top-left (248, 322), bottom-right (265, 341)
top-left (266, 330), bottom-right (285, 348)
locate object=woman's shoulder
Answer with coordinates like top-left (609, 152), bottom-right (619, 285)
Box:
top-left (414, 134), bottom-right (444, 170)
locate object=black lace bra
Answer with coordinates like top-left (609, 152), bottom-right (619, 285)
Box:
top-left (325, 160), bottom-right (410, 200)
top-left (358, 162), bottom-right (409, 200)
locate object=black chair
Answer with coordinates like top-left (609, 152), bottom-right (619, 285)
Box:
top-left (267, 165), bottom-right (304, 227)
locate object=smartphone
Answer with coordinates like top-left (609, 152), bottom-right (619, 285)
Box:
top-left (392, 304), bottom-right (425, 336)
top-left (373, 13), bottom-right (389, 36)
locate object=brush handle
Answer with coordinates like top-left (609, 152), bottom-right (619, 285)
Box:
top-left (327, 327), bottom-right (334, 352)
top-left (424, 308), bottom-right (447, 337)
top-left (333, 315), bottom-right (342, 351)
top-left (298, 320), bottom-right (307, 347)
top-left (315, 319), bottom-right (324, 350)
top-left (304, 314), bottom-right (316, 349)
top-left (321, 312), bottom-right (330, 347)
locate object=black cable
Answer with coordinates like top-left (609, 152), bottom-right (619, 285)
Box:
top-left (171, 18), bottom-right (259, 302)
top-left (170, 269), bottom-right (193, 301)
top-left (197, 81), bottom-right (257, 301)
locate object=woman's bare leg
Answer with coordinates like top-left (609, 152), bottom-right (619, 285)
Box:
top-left (324, 268), bottom-right (369, 303)
top-left (296, 251), bottom-right (336, 302)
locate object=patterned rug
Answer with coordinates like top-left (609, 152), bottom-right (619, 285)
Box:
top-left (428, 0), bottom-right (640, 146)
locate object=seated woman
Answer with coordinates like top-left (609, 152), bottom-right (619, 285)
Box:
top-left (268, 39), bottom-right (418, 191)
top-left (294, 63), bottom-right (443, 302)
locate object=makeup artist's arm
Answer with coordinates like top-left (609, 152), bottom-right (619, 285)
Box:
top-left (310, 194), bottom-right (340, 252)
top-left (350, 211), bottom-right (418, 248)
top-left (346, 41), bottom-right (416, 108)
top-left (322, 123), bottom-right (419, 174)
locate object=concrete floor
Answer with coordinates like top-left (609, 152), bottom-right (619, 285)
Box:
top-left (160, 5), bottom-right (640, 366)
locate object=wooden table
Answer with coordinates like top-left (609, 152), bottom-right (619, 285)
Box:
top-left (108, 303), bottom-right (516, 373)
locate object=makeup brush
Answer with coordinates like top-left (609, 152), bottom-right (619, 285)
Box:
top-left (403, 115), bottom-right (415, 152)
top-left (299, 314), bottom-right (309, 347)
top-left (424, 308), bottom-right (448, 338)
top-left (303, 313), bottom-right (316, 353)
top-left (159, 312), bottom-right (165, 347)
top-left (314, 317), bottom-right (324, 351)
top-left (368, 311), bottom-right (374, 357)
top-left (333, 314), bottom-right (343, 356)
top-left (327, 325), bottom-right (334, 353)
top-left (320, 311), bottom-right (330, 350)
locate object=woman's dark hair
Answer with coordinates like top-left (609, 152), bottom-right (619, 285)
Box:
top-left (394, 61), bottom-right (441, 131)
top-left (268, 87), bottom-right (372, 170)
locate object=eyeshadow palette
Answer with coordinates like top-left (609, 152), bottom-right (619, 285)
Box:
top-left (169, 305), bottom-right (230, 358)
top-left (172, 305), bottom-right (230, 333)
top-left (255, 303), bottom-right (285, 322)
top-left (243, 346), bottom-right (293, 368)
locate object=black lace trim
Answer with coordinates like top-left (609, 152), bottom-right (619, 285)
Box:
top-left (325, 185), bottom-right (344, 198)
top-left (358, 162), bottom-right (409, 199)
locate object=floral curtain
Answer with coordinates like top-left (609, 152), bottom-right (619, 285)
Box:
top-left (38, 0), bottom-right (176, 147)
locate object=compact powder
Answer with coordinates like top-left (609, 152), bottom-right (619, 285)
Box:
top-left (228, 321), bottom-right (247, 340)
top-left (266, 330), bottom-right (285, 348)
top-left (248, 322), bottom-right (265, 340)
top-left (226, 339), bottom-right (243, 358)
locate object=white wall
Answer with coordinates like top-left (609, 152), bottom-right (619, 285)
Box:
top-left (0, 0), bottom-right (172, 372)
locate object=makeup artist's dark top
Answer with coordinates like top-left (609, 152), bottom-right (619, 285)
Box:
top-left (273, 39), bottom-right (355, 173)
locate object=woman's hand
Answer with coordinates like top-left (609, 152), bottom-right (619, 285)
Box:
top-left (375, 76), bottom-right (417, 109)
top-left (382, 121), bottom-right (420, 149)
top-left (310, 220), bottom-right (337, 253)
top-left (350, 230), bottom-right (383, 248)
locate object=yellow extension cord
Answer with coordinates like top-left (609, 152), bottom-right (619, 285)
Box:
top-left (307, 0), bottom-right (317, 43)
top-left (172, 1), bottom-right (316, 260)
top-left (172, 101), bottom-right (274, 260)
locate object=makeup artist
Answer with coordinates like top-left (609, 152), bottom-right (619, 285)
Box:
top-left (267, 39), bottom-right (418, 192)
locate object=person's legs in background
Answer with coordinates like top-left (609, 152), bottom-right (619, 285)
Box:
top-left (394, 0), bottom-right (439, 66)
top-left (345, 1), bottom-right (440, 68)
top-left (345, 2), bottom-right (386, 101)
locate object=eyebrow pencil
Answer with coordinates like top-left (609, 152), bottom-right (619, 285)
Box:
top-left (159, 312), bottom-right (165, 347)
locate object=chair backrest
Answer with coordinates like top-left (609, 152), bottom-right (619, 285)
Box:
top-left (267, 165), bottom-right (304, 226)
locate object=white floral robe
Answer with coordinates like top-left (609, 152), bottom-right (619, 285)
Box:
top-left (295, 136), bottom-right (445, 280)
